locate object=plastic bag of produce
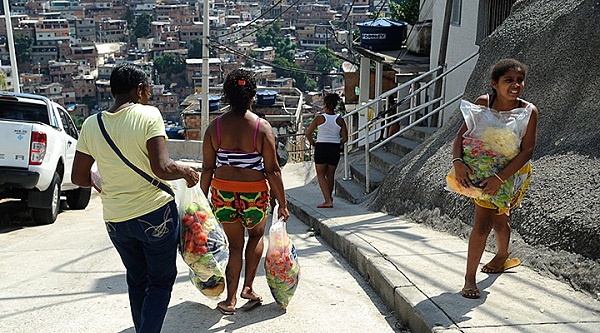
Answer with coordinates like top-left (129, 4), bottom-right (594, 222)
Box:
top-left (171, 180), bottom-right (229, 298)
top-left (445, 100), bottom-right (533, 209)
top-left (264, 205), bottom-right (299, 309)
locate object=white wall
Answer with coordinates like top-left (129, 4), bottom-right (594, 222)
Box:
top-left (429, 0), bottom-right (480, 126)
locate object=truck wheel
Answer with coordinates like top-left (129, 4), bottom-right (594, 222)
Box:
top-left (66, 187), bottom-right (91, 210)
top-left (32, 172), bottom-right (61, 225)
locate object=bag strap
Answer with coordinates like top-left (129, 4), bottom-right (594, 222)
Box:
top-left (96, 112), bottom-right (175, 197)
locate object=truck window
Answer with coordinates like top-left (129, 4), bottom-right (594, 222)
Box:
top-left (58, 109), bottom-right (78, 139)
top-left (0, 101), bottom-right (49, 125)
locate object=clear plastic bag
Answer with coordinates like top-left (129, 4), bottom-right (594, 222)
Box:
top-left (170, 180), bottom-right (229, 298)
top-left (446, 100), bottom-right (533, 208)
top-left (90, 162), bottom-right (102, 193)
top-left (264, 204), bottom-right (300, 309)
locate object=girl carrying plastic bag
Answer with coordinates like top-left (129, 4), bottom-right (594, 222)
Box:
top-left (446, 100), bottom-right (532, 212)
top-left (264, 204), bottom-right (300, 309)
top-left (170, 179), bottom-right (229, 298)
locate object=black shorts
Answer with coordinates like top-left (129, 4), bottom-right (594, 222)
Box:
top-left (314, 142), bottom-right (342, 166)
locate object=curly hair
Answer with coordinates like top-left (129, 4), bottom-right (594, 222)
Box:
top-left (490, 59), bottom-right (528, 88)
top-left (324, 93), bottom-right (341, 112)
top-left (110, 63), bottom-right (149, 96)
top-left (223, 69), bottom-right (257, 114)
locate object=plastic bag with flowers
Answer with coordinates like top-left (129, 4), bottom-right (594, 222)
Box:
top-left (446, 100), bottom-right (532, 209)
top-left (170, 179), bottom-right (229, 298)
top-left (264, 204), bottom-right (300, 309)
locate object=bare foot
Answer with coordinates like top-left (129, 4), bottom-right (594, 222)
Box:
top-left (482, 254), bottom-right (509, 273)
top-left (216, 301), bottom-right (236, 315)
top-left (317, 202), bottom-right (333, 208)
top-left (240, 287), bottom-right (262, 302)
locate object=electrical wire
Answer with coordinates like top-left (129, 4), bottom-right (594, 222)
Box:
top-left (211, 40), bottom-right (324, 76)
top-left (212, 0), bottom-right (303, 46)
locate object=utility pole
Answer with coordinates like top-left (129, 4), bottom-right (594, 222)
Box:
top-left (201, 0), bottom-right (210, 139)
top-left (3, 0), bottom-right (20, 93)
top-left (431, 0), bottom-right (453, 126)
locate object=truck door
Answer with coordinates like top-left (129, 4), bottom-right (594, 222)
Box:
top-left (57, 107), bottom-right (78, 188)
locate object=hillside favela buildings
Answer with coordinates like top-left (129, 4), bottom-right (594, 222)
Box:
top-left (0, 0), bottom-right (385, 139)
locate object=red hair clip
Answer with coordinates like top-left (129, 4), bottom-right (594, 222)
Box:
top-left (237, 79), bottom-right (246, 86)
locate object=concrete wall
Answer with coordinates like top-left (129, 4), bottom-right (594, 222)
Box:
top-left (166, 139), bottom-right (203, 161)
top-left (429, 0), bottom-right (480, 125)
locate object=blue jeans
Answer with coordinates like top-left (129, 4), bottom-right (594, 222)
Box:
top-left (106, 200), bottom-right (179, 333)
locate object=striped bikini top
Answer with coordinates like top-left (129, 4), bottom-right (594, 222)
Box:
top-left (215, 116), bottom-right (264, 172)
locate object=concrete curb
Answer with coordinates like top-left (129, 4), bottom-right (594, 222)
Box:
top-left (287, 195), bottom-right (452, 333)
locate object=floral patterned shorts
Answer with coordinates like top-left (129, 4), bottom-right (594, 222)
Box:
top-left (210, 178), bottom-right (270, 229)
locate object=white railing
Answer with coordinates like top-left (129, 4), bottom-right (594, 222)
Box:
top-left (342, 51), bottom-right (479, 193)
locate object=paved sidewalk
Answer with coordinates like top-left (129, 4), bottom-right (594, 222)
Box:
top-left (282, 162), bottom-right (600, 333)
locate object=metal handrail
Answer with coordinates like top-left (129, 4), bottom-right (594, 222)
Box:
top-left (370, 94), bottom-right (462, 152)
top-left (342, 51), bottom-right (479, 191)
top-left (342, 65), bottom-right (443, 121)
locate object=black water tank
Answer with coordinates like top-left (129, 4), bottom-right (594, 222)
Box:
top-left (198, 94), bottom-right (221, 111)
top-left (256, 90), bottom-right (278, 106)
top-left (357, 18), bottom-right (407, 51)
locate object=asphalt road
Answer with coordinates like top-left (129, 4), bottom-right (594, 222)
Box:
top-left (0, 194), bottom-right (405, 333)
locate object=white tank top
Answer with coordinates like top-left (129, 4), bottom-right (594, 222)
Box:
top-left (316, 113), bottom-right (341, 143)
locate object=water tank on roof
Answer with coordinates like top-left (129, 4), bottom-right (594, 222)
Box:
top-left (357, 18), bottom-right (407, 51)
top-left (198, 94), bottom-right (221, 111)
top-left (256, 90), bottom-right (277, 106)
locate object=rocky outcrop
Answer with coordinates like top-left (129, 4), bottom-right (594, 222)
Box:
top-left (368, 0), bottom-right (600, 297)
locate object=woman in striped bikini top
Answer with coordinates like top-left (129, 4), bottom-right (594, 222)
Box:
top-left (215, 116), bottom-right (264, 172)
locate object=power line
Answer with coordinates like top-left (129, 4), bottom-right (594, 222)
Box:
top-left (212, 0), bottom-right (303, 46)
top-left (212, 0), bottom-right (285, 40)
top-left (211, 40), bottom-right (324, 76)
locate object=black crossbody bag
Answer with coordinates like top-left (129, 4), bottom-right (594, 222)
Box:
top-left (96, 112), bottom-right (175, 197)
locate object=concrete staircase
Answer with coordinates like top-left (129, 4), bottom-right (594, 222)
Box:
top-left (334, 126), bottom-right (437, 204)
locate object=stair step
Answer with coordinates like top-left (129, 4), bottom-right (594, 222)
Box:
top-left (370, 149), bottom-right (402, 173)
top-left (385, 137), bottom-right (420, 157)
top-left (334, 177), bottom-right (367, 204)
top-left (350, 163), bottom-right (385, 189)
top-left (401, 126), bottom-right (437, 143)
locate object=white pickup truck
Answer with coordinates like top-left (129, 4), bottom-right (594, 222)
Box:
top-left (0, 92), bottom-right (91, 225)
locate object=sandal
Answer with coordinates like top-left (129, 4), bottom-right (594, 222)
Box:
top-left (461, 287), bottom-right (481, 299)
top-left (216, 302), bottom-right (235, 315)
top-left (240, 288), bottom-right (263, 302)
top-left (481, 258), bottom-right (521, 274)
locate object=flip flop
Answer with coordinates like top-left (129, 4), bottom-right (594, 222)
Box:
top-left (317, 203), bottom-right (333, 208)
top-left (216, 303), bottom-right (235, 315)
top-left (481, 258), bottom-right (522, 274)
top-left (461, 287), bottom-right (480, 299)
top-left (240, 289), bottom-right (263, 303)
top-left (241, 299), bottom-right (262, 311)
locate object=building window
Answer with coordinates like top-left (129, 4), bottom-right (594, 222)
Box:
top-left (486, 0), bottom-right (517, 35)
top-left (476, 0), bottom-right (517, 44)
top-left (451, 0), bottom-right (462, 25)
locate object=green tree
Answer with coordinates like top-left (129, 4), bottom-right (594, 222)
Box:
top-left (13, 35), bottom-right (32, 63)
top-left (245, 50), bottom-right (260, 67)
top-left (256, 20), bottom-right (296, 62)
top-left (71, 115), bottom-right (85, 130)
top-left (123, 9), bottom-right (135, 26)
top-left (256, 20), bottom-right (281, 48)
top-left (389, 0), bottom-right (420, 25)
top-left (187, 39), bottom-right (203, 58)
top-left (153, 53), bottom-right (186, 76)
top-left (314, 47), bottom-right (341, 74)
top-left (133, 13), bottom-right (152, 38)
top-left (0, 71), bottom-right (7, 90)
top-left (272, 57), bottom-right (316, 92)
